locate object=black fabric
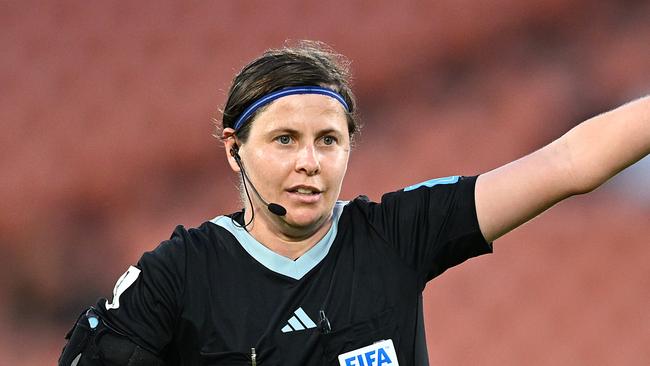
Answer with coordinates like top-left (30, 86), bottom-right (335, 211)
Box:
top-left (59, 308), bottom-right (164, 366)
top-left (91, 175), bottom-right (492, 365)
top-left (59, 309), bottom-right (97, 366)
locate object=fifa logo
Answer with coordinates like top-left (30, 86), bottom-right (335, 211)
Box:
top-left (337, 339), bottom-right (399, 366)
top-left (341, 348), bottom-right (393, 365)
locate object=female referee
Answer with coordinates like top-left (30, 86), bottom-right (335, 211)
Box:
top-left (59, 41), bottom-right (649, 366)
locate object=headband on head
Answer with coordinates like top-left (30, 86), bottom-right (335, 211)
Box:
top-left (233, 86), bottom-right (350, 131)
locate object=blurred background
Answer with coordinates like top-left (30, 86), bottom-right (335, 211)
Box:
top-left (1, 0), bottom-right (649, 364)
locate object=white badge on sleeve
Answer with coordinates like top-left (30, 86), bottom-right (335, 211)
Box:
top-left (105, 265), bottom-right (141, 310)
top-left (337, 339), bottom-right (399, 366)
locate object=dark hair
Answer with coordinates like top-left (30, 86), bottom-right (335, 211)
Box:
top-left (219, 40), bottom-right (358, 143)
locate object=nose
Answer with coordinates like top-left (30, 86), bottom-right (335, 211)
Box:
top-left (295, 144), bottom-right (320, 176)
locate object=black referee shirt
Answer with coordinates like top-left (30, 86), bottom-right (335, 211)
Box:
top-left (96, 175), bottom-right (492, 365)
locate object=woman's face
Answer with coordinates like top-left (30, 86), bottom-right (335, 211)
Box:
top-left (227, 94), bottom-right (351, 234)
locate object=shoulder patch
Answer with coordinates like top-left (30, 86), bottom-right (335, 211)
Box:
top-left (105, 265), bottom-right (141, 310)
top-left (403, 175), bottom-right (460, 192)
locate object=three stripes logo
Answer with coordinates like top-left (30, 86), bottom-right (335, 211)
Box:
top-left (281, 307), bottom-right (317, 333)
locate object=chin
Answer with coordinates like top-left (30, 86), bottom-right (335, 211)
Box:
top-left (285, 208), bottom-right (328, 229)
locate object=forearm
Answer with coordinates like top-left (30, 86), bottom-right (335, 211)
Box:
top-left (562, 95), bottom-right (650, 194)
top-left (475, 95), bottom-right (650, 242)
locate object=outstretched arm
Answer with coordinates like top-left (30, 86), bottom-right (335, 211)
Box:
top-left (476, 95), bottom-right (650, 242)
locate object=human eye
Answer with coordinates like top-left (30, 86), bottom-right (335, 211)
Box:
top-left (321, 135), bottom-right (338, 146)
top-left (275, 135), bottom-right (293, 145)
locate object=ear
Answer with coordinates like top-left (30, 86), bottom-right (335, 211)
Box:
top-left (222, 128), bottom-right (241, 172)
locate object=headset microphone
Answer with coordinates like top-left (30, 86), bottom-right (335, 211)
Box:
top-left (266, 202), bottom-right (287, 216)
top-left (230, 147), bottom-right (288, 217)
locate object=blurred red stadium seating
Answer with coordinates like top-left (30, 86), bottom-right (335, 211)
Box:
top-left (1, 1), bottom-right (648, 364)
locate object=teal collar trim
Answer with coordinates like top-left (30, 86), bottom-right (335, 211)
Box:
top-left (211, 201), bottom-right (347, 280)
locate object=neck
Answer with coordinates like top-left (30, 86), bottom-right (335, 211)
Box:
top-left (244, 204), bottom-right (333, 260)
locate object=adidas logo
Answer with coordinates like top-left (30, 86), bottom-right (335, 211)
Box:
top-left (281, 307), bottom-right (317, 333)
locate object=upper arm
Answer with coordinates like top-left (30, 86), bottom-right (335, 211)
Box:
top-left (97, 228), bottom-right (188, 355)
top-left (365, 176), bottom-right (491, 283)
top-left (475, 138), bottom-right (576, 242)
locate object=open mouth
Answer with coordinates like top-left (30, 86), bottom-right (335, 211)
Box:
top-left (290, 187), bottom-right (321, 195)
top-left (286, 186), bottom-right (323, 202)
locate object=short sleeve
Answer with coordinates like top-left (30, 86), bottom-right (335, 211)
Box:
top-left (95, 225), bottom-right (188, 355)
top-left (358, 175), bottom-right (492, 285)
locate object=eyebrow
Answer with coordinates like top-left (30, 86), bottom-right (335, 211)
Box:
top-left (266, 127), bottom-right (343, 136)
top-left (266, 127), bottom-right (300, 136)
top-left (317, 128), bottom-right (343, 137)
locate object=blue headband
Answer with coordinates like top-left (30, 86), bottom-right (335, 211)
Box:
top-left (233, 86), bottom-right (350, 131)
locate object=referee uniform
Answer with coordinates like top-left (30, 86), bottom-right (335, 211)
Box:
top-left (95, 175), bottom-right (492, 365)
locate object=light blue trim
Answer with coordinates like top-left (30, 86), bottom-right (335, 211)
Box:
top-left (404, 175), bottom-right (460, 191)
top-left (210, 201), bottom-right (348, 280)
